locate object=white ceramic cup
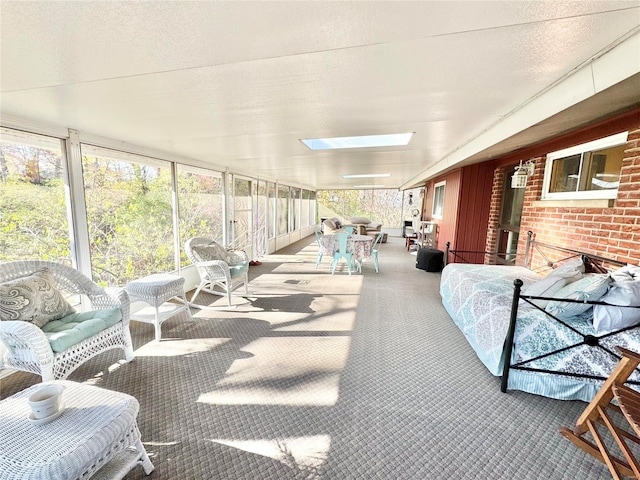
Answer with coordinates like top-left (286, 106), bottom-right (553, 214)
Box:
top-left (27, 384), bottom-right (65, 419)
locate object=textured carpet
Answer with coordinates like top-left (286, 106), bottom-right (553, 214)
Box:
top-left (0, 236), bottom-right (611, 479)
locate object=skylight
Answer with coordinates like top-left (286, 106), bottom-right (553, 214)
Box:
top-left (301, 133), bottom-right (413, 150)
top-left (342, 173), bottom-right (391, 179)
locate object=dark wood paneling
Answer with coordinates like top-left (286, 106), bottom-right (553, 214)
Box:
top-left (456, 163), bottom-right (493, 256)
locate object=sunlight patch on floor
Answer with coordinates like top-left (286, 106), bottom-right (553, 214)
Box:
top-left (209, 434), bottom-right (331, 472)
top-left (198, 336), bottom-right (350, 406)
top-left (134, 338), bottom-right (230, 357)
top-left (262, 254), bottom-right (307, 263)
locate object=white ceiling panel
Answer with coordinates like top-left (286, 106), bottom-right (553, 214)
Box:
top-left (1, 1), bottom-right (639, 190)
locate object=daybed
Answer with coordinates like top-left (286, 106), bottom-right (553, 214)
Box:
top-left (0, 260), bottom-right (134, 381)
top-left (440, 234), bottom-right (640, 402)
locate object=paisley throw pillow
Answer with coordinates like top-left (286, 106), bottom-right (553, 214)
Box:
top-left (0, 268), bottom-right (75, 328)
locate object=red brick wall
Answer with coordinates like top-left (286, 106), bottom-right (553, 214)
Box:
top-left (485, 165), bottom-right (506, 264)
top-left (516, 126), bottom-right (640, 267)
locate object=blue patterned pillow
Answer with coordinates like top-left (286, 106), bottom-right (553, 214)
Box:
top-left (0, 268), bottom-right (75, 328)
top-left (545, 274), bottom-right (610, 320)
top-left (549, 257), bottom-right (585, 278)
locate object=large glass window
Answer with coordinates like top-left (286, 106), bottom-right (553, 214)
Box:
top-left (232, 177), bottom-right (252, 252)
top-left (316, 188), bottom-right (411, 227)
top-left (309, 191), bottom-right (317, 225)
top-left (432, 182), bottom-right (446, 219)
top-left (277, 185), bottom-right (289, 235)
top-left (291, 187), bottom-right (301, 231)
top-left (544, 132), bottom-right (627, 200)
top-left (81, 145), bottom-right (174, 286)
top-left (267, 182), bottom-right (276, 239)
top-left (176, 165), bottom-right (224, 267)
top-left (254, 181), bottom-right (268, 258)
top-left (370, 189), bottom-right (403, 227)
top-left (301, 190), bottom-right (310, 228)
top-left (0, 128), bottom-right (72, 263)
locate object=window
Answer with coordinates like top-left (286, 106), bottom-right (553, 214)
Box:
top-left (0, 128), bottom-right (72, 263)
top-left (543, 132), bottom-right (628, 200)
top-left (301, 190), bottom-right (310, 228)
top-left (277, 185), bottom-right (289, 235)
top-left (267, 182), bottom-right (276, 238)
top-left (176, 165), bottom-right (224, 267)
top-left (432, 181), bottom-right (446, 219)
top-left (254, 181), bottom-right (268, 257)
top-left (81, 144), bottom-right (174, 286)
top-left (291, 187), bottom-right (301, 231)
top-left (309, 191), bottom-right (317, 225)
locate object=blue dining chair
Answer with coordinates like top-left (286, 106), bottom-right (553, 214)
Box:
top-left (314, 229), bottom-right (324, 268)
top-left (371, 232), bottom-right (385, 273)
top-left (331, 232), bottom-right (355, 275)
top-left (344, 226), bottom-right (355, 234)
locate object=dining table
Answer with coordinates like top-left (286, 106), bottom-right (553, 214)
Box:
top-left (320, 233), bottom-right (374, 271)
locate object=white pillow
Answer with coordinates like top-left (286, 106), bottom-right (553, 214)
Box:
top-left (592, 280), bottom-right (640, 333)
top-left (611, 264), bottom-right (640, 283)
top-left (545, 274), bottom-right (610, 320)
top-left (349, 217), bottom-right (371, 225)
top-left (593, 305), bottom-right (640, 333)
top-left (323, 219), bottom-right (337, 230)
top-left (549, 257), bottom-right (585, 279)
top-left (522, 276), bottom-right (569, 308)
top-left (603, 281), bottom-right (640, 306)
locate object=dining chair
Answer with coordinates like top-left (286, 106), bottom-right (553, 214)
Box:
top-left (331, 232), bottom-right (355, 275)
top-left (344, 226), bottom-right (355, 234)
top-left (314, 229), bottom-right (324, 268)
top-left (371, 231), bottom-right (385, 273)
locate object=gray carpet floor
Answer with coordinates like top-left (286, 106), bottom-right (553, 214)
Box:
top-left (0, 236), bottom-right (613, 479)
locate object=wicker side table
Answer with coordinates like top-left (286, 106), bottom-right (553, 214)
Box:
top-left (126, 273), bottom-right (193, 341)
top-left (0, 380), bottom-right (154, 480)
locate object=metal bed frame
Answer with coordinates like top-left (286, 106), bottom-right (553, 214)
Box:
top-left (445, 231), bottom-right (639, 394)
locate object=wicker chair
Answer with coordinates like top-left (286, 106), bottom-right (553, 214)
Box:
top-left (0, 260), bottom-right (134, 381)
top-left (184, 237), bottom-right (250, 307)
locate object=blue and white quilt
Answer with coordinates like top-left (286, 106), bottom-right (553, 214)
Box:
top-left (440, 263), bottom-right (640, 401)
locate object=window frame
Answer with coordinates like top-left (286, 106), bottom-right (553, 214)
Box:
top-left (432, 181), bottom-right (446, 219)
top-left (542, 132), bottom-right (628, 201)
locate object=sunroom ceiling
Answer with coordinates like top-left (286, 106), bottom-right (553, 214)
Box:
top-left (1, 1), bottom-right (639, 191)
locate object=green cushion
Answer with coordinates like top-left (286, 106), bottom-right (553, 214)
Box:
top-left (41, 308), bottom-right (122, 353)
top-left (229, 261), bottom-right (249, 278)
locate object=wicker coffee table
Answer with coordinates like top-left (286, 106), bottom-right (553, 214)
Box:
top-left (0, 380), bottom-right (154, 479)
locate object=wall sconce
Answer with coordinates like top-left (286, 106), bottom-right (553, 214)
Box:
top-left (419, 187), bottom-right (426, 198)
top-left (511, 160), bottom-right (535, 189)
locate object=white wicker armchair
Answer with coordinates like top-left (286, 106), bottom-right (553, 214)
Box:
top-left (185, 237), bottom-right (250, 307)
top-left (0, 260), bottom-right (134, 381)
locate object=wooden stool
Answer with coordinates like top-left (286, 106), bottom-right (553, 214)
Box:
top-left (406, 233), bottom-right (418, 251)
top-left (560, 347), bottom-right (640, 479)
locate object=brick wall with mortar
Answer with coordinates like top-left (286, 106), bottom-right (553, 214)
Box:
top-left (514, 125), bottom-right (640, 268)
top-left (484, 167), bottom-right (505, 264)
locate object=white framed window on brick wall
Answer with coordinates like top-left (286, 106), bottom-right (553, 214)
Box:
top-left (432, 181), bottom-right (446, 219)
top-left (542, 131), bottom-right (628, 200)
